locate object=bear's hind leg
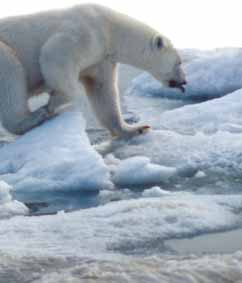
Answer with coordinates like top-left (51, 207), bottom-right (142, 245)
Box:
top-left (0, 42), bottom-right (51, 135)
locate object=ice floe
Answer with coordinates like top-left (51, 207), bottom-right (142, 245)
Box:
top-left (0, 112), bottom-right (111, 192)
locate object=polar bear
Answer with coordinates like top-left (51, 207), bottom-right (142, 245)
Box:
top-left (0, 4), bottom-right (186, 138)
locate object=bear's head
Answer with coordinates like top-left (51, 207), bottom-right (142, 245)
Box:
top-left (140, 35), bottom-right (186, 92)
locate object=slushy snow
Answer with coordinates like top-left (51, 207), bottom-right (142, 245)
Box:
top-left (10, 252), bottom-right (240, 283)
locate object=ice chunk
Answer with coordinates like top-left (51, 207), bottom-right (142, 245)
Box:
top-left (142, 186), bottom-right (171, 197)
top-left (0, 181), bottom-right (12, 204)
top-left (194, 171), bottom-right (206, 178)
top-left (0, 181), bottom-right (28, 219)
top-left (0, 193), bottom-right (241, 256)
top-left (127, 48), bottom-right (242, 100)
top-left (112, 156), bottom-right (176, 187)
top-left (0, 112), bottom-right (111, 192)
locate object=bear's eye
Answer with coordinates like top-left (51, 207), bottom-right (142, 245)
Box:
top-left (155, 36), bottom-right (163, 50)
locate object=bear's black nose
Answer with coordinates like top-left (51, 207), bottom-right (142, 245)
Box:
top-left (168, 80), bottom-right (178, 88)
top-left (169, 80), bottom-right (187, 88)
top-left (169, 80), bottom-right (186, 93)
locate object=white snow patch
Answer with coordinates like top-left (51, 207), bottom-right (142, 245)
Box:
top-left (0, 112), bottom-right (111, 192)
top-left (0, 181), bottom-right (28, 219)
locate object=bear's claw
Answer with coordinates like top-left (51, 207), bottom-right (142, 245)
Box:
top-left (137, 125), bottom-right (151, 135)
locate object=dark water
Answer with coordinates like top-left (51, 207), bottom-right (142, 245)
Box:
top-left (13, 190), bottom-right (100, 215)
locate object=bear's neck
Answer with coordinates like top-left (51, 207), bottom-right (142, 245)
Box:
top-left (104, 9), bottom-right (157, 69)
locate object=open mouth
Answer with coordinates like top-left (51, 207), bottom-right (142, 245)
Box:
top-left (169, 80), bottom-right (187, 93)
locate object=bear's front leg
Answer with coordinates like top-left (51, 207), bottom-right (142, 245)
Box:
top-left (82, 60), bottom-right (151, 139)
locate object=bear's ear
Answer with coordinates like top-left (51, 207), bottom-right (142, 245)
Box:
top-left (153, 36), bottom-right (164, 50)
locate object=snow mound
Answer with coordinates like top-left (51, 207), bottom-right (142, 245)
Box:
top-left (112, 156), bottom-right (176, 187)
top-left (127, 48), bottom-right (242, 100)
top-left (160, 88), bottom-right (242, 134)
top-left (0, 181), bottom-right (28, 219)
top-left (0, 193), bottom-right (241, 256)
top-left (0, 112), bottom-right (111, 192)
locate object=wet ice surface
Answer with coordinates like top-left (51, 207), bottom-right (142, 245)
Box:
top-left (1, 49), bottom-right (242, 282)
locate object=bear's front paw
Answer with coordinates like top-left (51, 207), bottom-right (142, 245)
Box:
top-left (114, 124), bottom-right (151, 139)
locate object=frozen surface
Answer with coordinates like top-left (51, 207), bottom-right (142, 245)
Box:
top-left (160, 88), bottom-right (242, 134)
top-left (0, 49), bottom-right (242, 282)
top-left (0, 112), bottom-right (111, 192)
top-left (127, 48), bottom-right (242, 100)
top-left (0, 192), bottom-right (241, 257)
top-left (0, 181), bottom-right (28, 219)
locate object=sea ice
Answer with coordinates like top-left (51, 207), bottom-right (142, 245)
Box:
top-left (0, 112), bottom-right (111, 192)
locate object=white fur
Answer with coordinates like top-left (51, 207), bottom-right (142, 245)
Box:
top-left (0, 4), bottom-right (185, 137)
